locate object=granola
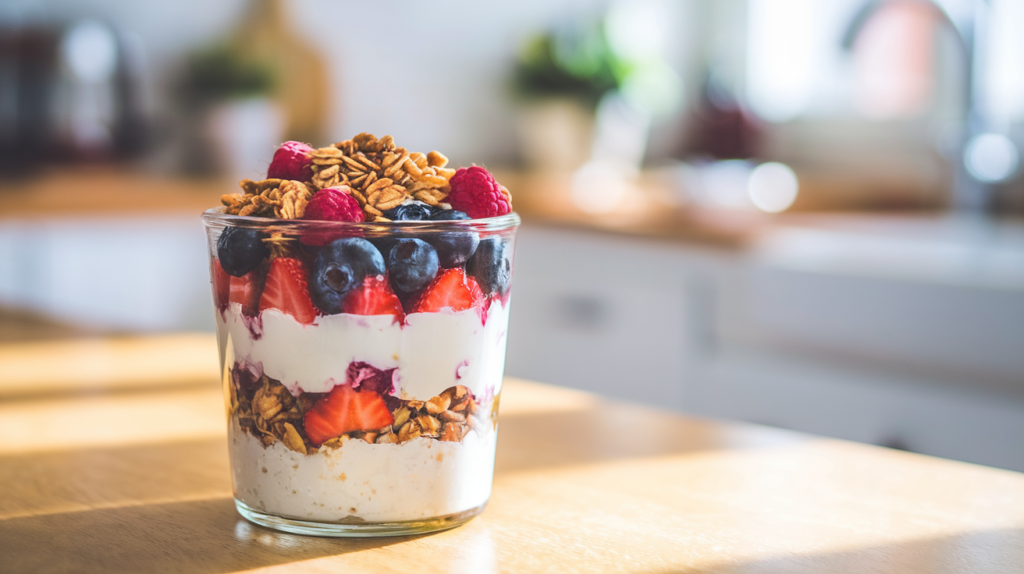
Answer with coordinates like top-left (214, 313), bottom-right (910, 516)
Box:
top-left (222, 133), bottom-right (461, 223)
top-left (222, 179), bottom-right (315, 219)
top-left (230, 365), bottom-right (497, 455)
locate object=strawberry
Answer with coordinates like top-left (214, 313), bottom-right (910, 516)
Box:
top-left (342, 275), bottom-right (404, 320)
top-left (412, 268), bottom-right (484, 314)
top-left (228, 271), bottom-right (261, 316)
top-left (258, 257), bottom-right (319, 325)
top-left (303, 384), bottom-right (394, 446)
top-left (211, 259), bottom-right (231, 310)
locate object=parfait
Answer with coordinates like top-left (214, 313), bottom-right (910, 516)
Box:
top-left (202, 133), bottom-right (518, 536)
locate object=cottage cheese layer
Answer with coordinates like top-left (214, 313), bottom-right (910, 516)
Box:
top-left (229, 420), bottom-right (496, 523)
top-left (217, 300), bottom-right (510, 401)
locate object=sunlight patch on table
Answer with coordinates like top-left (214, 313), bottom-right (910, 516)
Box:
top-left (499, 377), bottom-right (600, 415)
top-left (0, 388), bottom-right (226, 454)
top-left (0, 333), bottom-right (219, 396)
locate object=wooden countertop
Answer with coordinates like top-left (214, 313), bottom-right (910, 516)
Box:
top-left (9, 167), bottom-right (1019, 254)
top-left (0, 168), bottom-right (753, 248)
top-left (0, 167), bottom-right (225, 219)
top-left (1, 334), bottom-right (1023, 573)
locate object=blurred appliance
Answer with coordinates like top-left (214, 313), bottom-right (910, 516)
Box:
top-left (0, 19), bottom-right (148, 173)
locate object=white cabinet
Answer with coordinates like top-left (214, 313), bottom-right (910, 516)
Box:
top-left (0, 216), bottom-right (214, 332)
top-left (506, 225), bottom-right (711, 408)
top-left (505, 223), bottom-right (1024, 472)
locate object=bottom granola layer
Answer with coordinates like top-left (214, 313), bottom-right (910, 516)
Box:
top-left (229, 419), bottom-right (496, 522)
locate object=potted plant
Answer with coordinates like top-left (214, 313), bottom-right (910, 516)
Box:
top-left (177, 45), bottom-right (281, 180)
top-left (512, 11), bottom-right (682, 177)
top-left (512, 21), bottom-right (622, 173)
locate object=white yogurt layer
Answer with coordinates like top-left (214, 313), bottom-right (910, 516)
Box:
top-left (229, 420), bottom-right (496, 523)
top-left (217, 300), bottom-right (510, 401)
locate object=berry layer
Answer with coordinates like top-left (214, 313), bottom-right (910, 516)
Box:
top-left (216, 299), bottom-right (510, 401)
top-left (229, 418), bottom-right (496, 523)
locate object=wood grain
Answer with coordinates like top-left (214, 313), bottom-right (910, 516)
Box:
top-left (0, 333), bottom-right (220, 399)
top-left (1, 336), bottom-right (1023, 573)
top-left (0, 168), bottom-right (225, 219)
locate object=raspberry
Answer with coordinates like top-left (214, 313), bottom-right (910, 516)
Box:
top-left (446, 167), bottom-right (512, 219)
top-left (303, 187), bottom-right (365, 222)
top-left (300, 187), bottom-right (365, 246)
top-left (267, 141), bottom-right (314, 181)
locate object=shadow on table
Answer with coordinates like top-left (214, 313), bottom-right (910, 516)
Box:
top-left (0, 496), bottom-right (413, 574)
top-left (663, 528), bottom-right (1024, 574)
top-left (3, 501), bottom-right (1020, 574)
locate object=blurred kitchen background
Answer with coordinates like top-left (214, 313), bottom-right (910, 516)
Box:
top-left (2, 0), bottom-right (1023, 470)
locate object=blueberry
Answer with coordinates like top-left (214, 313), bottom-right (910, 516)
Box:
top-left (217, 227), bottom-right (270, 277)
top-left (428, 209), bottom-right (470, 221)
top-left (388, 239), bottom-right (439, 295)
top-left (425, 209), bottom-right (478, 267)
top-left (467, 237), bottom-right (511, 297)
top-left (383, 200), bottom-right (433, 221)
top-left (430, 232), bottom-right (479, 268)
top-left (310, 238), bottom-right (385, 314)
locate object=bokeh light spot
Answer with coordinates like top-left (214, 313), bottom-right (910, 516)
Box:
top-left (964, 133), bottom-right (1019, 183)
top-left (749, 162), bottom-right (799, 213)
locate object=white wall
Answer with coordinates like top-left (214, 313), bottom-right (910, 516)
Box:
top-left (5, 0), bottom-right (700, 166)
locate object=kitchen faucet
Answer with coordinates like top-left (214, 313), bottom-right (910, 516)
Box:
top-left (843, 0), bottom-right (1015, 212)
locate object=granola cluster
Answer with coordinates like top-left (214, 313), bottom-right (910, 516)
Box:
top-left (230, 370), bottom-right (498, 455)
top-left (221, 179), bottom-right (316, 219)
top-left (221, 133), bottom-right (457, 222)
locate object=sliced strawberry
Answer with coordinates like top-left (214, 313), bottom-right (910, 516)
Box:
top-left (342, 275), bottom-right (404, 320)
top-left (258, 257), bottom-right (319, 325)
top-left (412, 268), bottom-right (484, 314)
top-left (211, 259), bottom-right (231, 310)
top-left (228, 271), bottom-right (261, 316)
top-left (303, 384), bottom-right (394, 446)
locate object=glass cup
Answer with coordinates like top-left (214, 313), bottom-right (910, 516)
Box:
top-left (202, 208), bottom-right (519, 537)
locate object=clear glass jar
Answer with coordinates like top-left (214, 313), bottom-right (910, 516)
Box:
top-left (202, 208), bottom-right (519, 537)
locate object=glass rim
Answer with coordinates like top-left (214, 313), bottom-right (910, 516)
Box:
top-left (201, 207), bottom-right (520, 233)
